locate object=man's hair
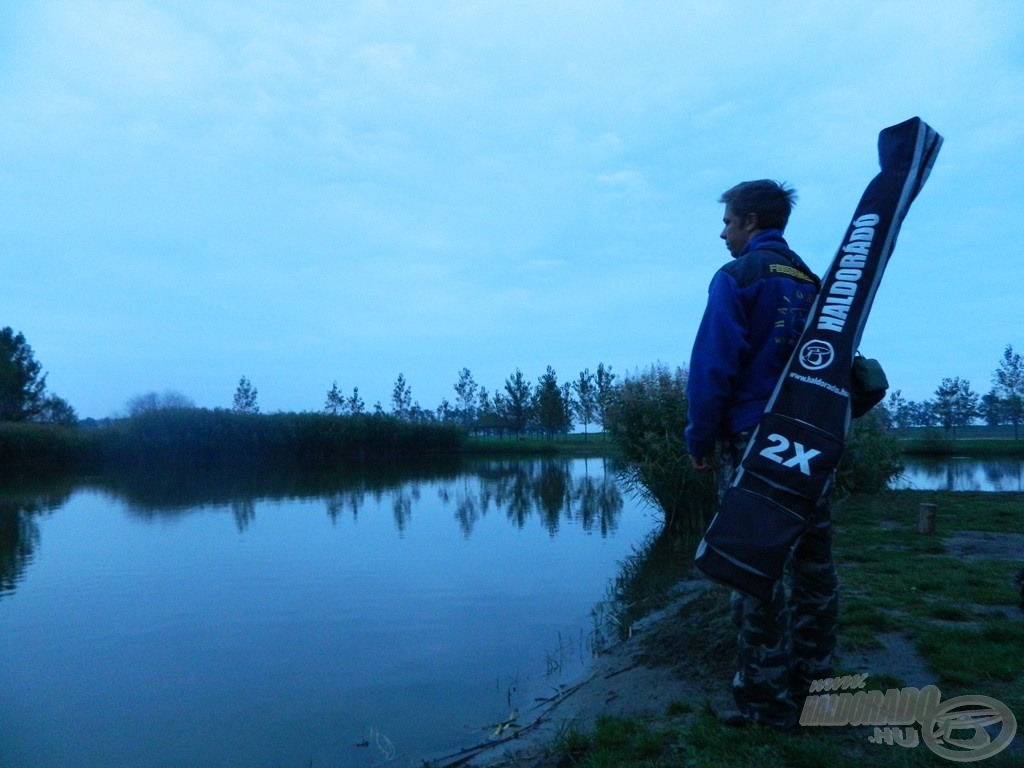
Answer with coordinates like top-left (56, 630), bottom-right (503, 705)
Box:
top-left (719, 180), bottom-right (797, 231)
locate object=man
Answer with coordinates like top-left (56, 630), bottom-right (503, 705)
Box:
top-left (685, 180), bottom-right (838, 731)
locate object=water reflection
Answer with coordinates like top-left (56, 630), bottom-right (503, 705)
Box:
top-left (0, 473), bottom-right (75, 598)
top-left (893, 457), bottom-right (1024, 492)
top-left (436, 459), bottom-right (623, 538)
top-left (0, 458), bottom-right (648, 768)
top-left (0, 457), bottom-right (625, 599)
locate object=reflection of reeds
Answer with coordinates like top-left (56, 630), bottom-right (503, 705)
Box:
top-left (356, 725), bottom-right (396, 762)
top-left (544, 629), bottom-right (587, 675)
top-left (591, 527), bottom-right (703, 645)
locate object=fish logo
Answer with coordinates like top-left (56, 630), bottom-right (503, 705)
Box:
top-left (799, 340), bottom-right (834, 371)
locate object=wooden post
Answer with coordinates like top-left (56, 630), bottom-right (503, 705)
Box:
top-left (917, 503), bottom-right (937, 534)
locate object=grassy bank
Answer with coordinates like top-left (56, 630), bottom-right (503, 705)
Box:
top-left (531, 489), bottom-right (1024, 767)
top-left (900, 436), bottom-right (1024, 457)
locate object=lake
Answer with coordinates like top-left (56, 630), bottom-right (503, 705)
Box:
top-left (0, 457), bottom-right (660, 768)
top-left (892, 456), bottom-right (1024, 492)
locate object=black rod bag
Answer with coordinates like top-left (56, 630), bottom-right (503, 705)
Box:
top-left (694, 117), bottom-right (943, 600)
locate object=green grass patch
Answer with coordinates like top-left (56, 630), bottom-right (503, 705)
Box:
top-left (916, 618), bottom-right (1024, 686)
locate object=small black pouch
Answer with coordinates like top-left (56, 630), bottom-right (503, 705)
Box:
top-left (851, 355), bottom-right (888, 418)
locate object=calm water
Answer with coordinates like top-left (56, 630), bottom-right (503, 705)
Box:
top-left (0, 458), bottom-right (659, 768)
top-left (892, 456), bottom-right (1024, 492)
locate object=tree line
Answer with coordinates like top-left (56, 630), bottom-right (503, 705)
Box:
top-left (3, 322), bottom-right (1021, 443)
top-left (878, 344), bottom-right (1024, 438)
top-left (319, 364), bottom-right (618, 439)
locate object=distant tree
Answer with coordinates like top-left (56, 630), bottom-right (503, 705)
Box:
top-left (453, 368), bottom-right (478, 427)
top-left (436, 398), bottom-right (454, 423)
top-left (127, 390), bottom-right (196, 416)
top-left (561, 381), bottom-right (575, 435)
top-left (981, 389), bottom-right (1004, 427)
top-left (535, 366), bottom-right (567, 437)
top-left (407, 401), bottom-right (432, 423)
top-left (993, 344), bottom-right (1024, 439)
top-left (907, 399), bottom-right (937, 428)
top-left (233, 376), bottom-right (259, 414)
top-left (933, 377), bottom-right (978, 437)
top-left (503, 368), bottom-right (533, 438)
top-left (884, 389), bottom-right (912, 429)
top-left (573, 368), bottom-right (598, 438)
top-left (595, 362), bottom-right (616, 435)
top-left (391, 374), bottom-right (412, 419)
top-left (347, 386), bottom-right (365, 415)
top-left (324, 382), bottom-right (346, 415)
top-left (0, 327), bottom-right (49, 422)
top-left (481, 389), bottom-right (509, 437)
top-left (37, 394), bottom-right (78, 426)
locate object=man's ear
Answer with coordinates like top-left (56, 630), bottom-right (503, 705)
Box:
top-left (743, 213), bottom-right (759, 233)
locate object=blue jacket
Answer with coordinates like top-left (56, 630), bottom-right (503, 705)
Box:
top-left (685, 230), bottom-right (819, 458)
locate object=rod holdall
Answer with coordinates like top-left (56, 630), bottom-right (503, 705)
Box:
top-left (694, 116), bottom-right (943, 599)
top-left (851, 354), bottom-right (888, 418)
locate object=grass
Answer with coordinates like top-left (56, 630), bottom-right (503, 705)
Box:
top-left (901, 436), bottom-right (1024, 456)
top-left (535, 489), bottom-right (1024, 768)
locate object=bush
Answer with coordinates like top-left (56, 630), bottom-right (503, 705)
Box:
top-left (604, 364), bottom-right (904, 533)
top-left (603, 363), bottom-right (716, 533)
top-left (836, 408), bottom-right (904, 495)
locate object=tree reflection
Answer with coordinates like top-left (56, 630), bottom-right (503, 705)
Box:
top-left (0, 458), bottom-right (629, 598)
top-left (231, 498), bottom-right (256, 532)
top-left (435, 459), bottom-right (624, 538)
top-left (0, 475), bottom-right (74, 599)
top-left (900, 458), bottom-right (1024, 491)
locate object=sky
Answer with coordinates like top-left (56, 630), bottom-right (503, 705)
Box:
top-left (2, 1), bottom-right (1023, 419)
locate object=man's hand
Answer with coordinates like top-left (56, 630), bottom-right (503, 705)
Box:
top-left (690, 454), bottom-right (715, 473)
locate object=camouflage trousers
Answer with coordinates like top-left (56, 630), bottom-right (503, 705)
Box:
top-left (718, 431), bottom-right (839, 730)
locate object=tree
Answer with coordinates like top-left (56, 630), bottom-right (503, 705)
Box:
top-left (436, 398), bottom-right (455, 422)
top-left (347, 386), bottom-right (365, 415)
top-left (0, 327), bottom-right (49, 422)
top-left (573, 368), bottom-right (598, 438)
top-left (127, 390), bottom-right (195, 416)
top-left (981, 389), bottom-right (1004, 427)
top-left (884, 389), bottom-right (912, 429)
top-left (907, 399), bottom-right (937, 428)
top-left (933, 377), bottom-right (978, 437)
top-left (535, 366), bottom-right (567, 437)
top-left (324, 382), bottom-right (346, 415)
top-left (453, 368), bottom-right (478, 427)
top-left (37, 394), bottom-right (78, 425)
top-left (595, 362), bottom-right (616, 435)
top-left (993, 344), bottom-right (1024, 439)
top-left (561, 381), bottom-right (575, 435)
top-left (391, 374), bottom-right (412, 419)
top-left (503, 368), bottom-right (533, 438)
top-left (233, 376), bottom-right (259, 414)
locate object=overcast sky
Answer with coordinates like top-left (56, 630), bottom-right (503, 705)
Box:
top-left (2, 1), bottom-right (1022, 419)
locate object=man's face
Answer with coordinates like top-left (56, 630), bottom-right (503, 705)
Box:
top-left (720, 206), bottom-right (756, 258)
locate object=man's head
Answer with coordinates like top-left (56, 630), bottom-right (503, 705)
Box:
top-left (718, 180), bottom-right (797, 257)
